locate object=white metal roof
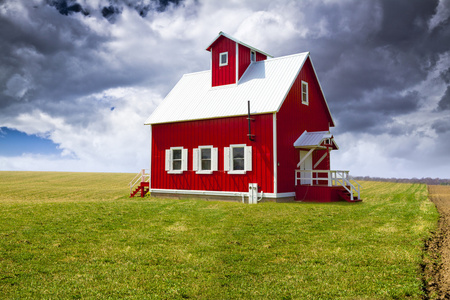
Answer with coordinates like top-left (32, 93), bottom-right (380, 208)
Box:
top-left (293, 130), bottom-right (338, 150)
top-left (145, 52), bottom-right (314, 125)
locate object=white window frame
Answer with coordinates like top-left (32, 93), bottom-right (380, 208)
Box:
top-left (219, 52), bottom-right (228, 66)
top-left (192, 145), bottom-right (218, 174)
top-left (165, 147), bottom-right (188, 174)
top-left (250, 50), bottom-right (256, 62)
top-left (301, 80), bottom-right (309, 105)
top-left (224, 144), bottom-right (252, 174)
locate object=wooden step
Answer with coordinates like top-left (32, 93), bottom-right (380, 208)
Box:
top-left (130, 182), bottom-right (150, 198)
top-left (337, 189), bottom-right (362, 202)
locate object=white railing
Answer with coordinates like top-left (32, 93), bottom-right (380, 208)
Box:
top-left (129, 169), bottom-right (150, 194)
top-left (295, 169), bottom-right (361, 200)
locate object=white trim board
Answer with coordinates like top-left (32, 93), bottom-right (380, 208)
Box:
top-left (150, 188), bottom-right (295, 199)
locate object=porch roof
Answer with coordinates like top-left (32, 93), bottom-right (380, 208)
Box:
top-left (293, 130), bottom-right (338, 150)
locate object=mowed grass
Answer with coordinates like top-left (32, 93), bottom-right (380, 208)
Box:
top-left (0, 172), bottom-right (438, 299)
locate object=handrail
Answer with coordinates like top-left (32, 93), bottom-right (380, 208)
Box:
top-left (129, 169), bottom-right (150, 194)
top-left (295, 169), bottom-right (361, 200)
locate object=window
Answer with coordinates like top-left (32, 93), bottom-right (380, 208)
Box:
top-left (250, 50), bottom-right (256, 62)
top-left (224, 144), bottom-right (252, 174)
top-left (192, 146), bottom-right (218, 174)
top-left (301, 81), bottom-right (309, 105)
top-left (219, 52), bottom-right (228, 66)
top-left (201, 148), bottom-right (211, 170)
top-left (172, 149), bottom-right (182, 170)
top-left (232, 147), bottom-right (245, 170)
top-left (165, 147), bottom-right (188, 174)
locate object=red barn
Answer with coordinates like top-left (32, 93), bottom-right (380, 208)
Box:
top-left (132, 32), bottom-right (361, 203)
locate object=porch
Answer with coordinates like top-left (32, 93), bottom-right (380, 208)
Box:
top-left (295, 170), bottom-right (361, 202)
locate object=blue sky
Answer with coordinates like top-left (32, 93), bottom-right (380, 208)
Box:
top-left (0, 0), bottom-right (450, 178)
top-left (0, 127), bottom-right (61, 157)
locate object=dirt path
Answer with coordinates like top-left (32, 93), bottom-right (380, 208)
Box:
top-left (424, 185), bottom-right (450, 299)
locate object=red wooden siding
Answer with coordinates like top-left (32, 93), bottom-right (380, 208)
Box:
top-left (151, 114), bottom-right (274, 193)
top-left (276, 57), bottom-right (333, 194)
top-left (295, 186), bottom-right (342, 202)
top-left (238, 44), bottom-right (250, 80)
top-left (256, 52), bottom-right (267, 62)
top-left (211, 35), bottom-right (236, 87)
top-left (237, 44), bottom-right (268, 80)
top-left (313, 149), bottom-right (330, 170)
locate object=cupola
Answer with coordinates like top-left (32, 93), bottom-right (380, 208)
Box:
top-left (206, 32), bottom-right (273, 87)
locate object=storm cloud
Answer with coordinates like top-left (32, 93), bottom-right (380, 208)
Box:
top-left (0, 0), bottom-right (449, 177)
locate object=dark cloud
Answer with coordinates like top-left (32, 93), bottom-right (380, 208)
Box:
top-left (102, 5), bottom-right (119, 18)
top-left (337, 111), bottom-right (385, 135)
top-left (331, 89), bottom-right (421, 135)
top-left (101, 5), bottom-right (122, 22)
top-left (372, 0), bottom-right (437, 47)
top-left (294, 0), bottom-right (450, 135)
top-left (0, 0), bottom-right (184, 131)
top-left (442, 68), bottom-right (450, 84)
top-left (432, 118), bottom-right (450, 134)
top-left (47, 0), bottom-right (89, 16)
top-left (47, 0), bottom-right (184, 20)
top-left (438, 86), bottom-right (450, 111)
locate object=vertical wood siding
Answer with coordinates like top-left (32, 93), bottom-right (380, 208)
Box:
top-left (256, 52), bottom-right (267, 62)
top-left (238, 44), bottom-right (250, 80)
top-left (151, 114), bottom-right (274, 193)
top-left (211, 36), bottom-right (236, 87)
top-left (276, 57), bottom-right (333, 193)
top-left (237, 44), bottom-right (268, 80)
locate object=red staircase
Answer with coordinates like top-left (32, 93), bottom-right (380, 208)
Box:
top-left (129, 169), bottom-right (150, 198)
top-left (337, 187), bottom-right (362, 202)
top-left (130, 182), bottom-right (149, 198)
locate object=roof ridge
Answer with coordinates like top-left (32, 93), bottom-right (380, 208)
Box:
top-left (206, 32), bottom-right (273, 58)
top-left (182, 70), bottom-right (210, 77)
top-left (265, 52), bottom-right (310, 62)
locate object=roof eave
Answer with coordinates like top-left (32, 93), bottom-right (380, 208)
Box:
top-left (145, 110), bottom-right (278, 126)
top-left (274, 53), bottom-right (335, 127)
top-left (274, 52), bottom-right (310, 113)
top-left (307, 56), bottom-right (336, 127)
top-left (206, 31), bottom-right (274, 58)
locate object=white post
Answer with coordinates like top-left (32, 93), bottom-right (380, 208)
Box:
top-left (141, 169), bottom-right (145, 183)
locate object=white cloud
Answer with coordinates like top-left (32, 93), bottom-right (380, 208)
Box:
top-left (429, 0), bottom-right (450, 30)
top-left (1, 86), bottom-right (160, 172)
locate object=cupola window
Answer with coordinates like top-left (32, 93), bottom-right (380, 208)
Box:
top-left (219, 52), bottom-right (228, 66)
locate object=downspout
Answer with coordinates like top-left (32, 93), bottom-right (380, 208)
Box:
top-left (257, 191), bottom-right (264, 202)
top-left (247, 101), bottom-right (255, 141)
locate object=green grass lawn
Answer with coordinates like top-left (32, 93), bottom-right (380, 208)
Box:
top-left (0, 172), bottom-right (438, 299)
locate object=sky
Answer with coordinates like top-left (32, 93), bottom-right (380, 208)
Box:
top-left (0, 0), bottom-right (449, 178)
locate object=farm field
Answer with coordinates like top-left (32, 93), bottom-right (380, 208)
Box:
top-left (424, 185), bottom-right (450, 298)
top-left (0, 171), bottom-right (438, 299)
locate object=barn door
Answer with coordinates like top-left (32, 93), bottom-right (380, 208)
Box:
top-left (299, 150), bottom-right (313, 185)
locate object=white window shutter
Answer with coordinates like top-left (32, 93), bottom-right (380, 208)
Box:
top-left (165, 149), bottom-right (171, 171)
top-left (192, 148), bottom-right (199, 171)
top-left (245, 146), bottom-right (252, 171)
top-left (223, 147), bottom-right (230, 171)
top-left (212, 147), bottom-right (218, 171)
top-left (182, 148), bottom-right (188, 171)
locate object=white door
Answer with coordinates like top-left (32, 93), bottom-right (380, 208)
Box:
top-left (299, 150), bottom-right (313, 185)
